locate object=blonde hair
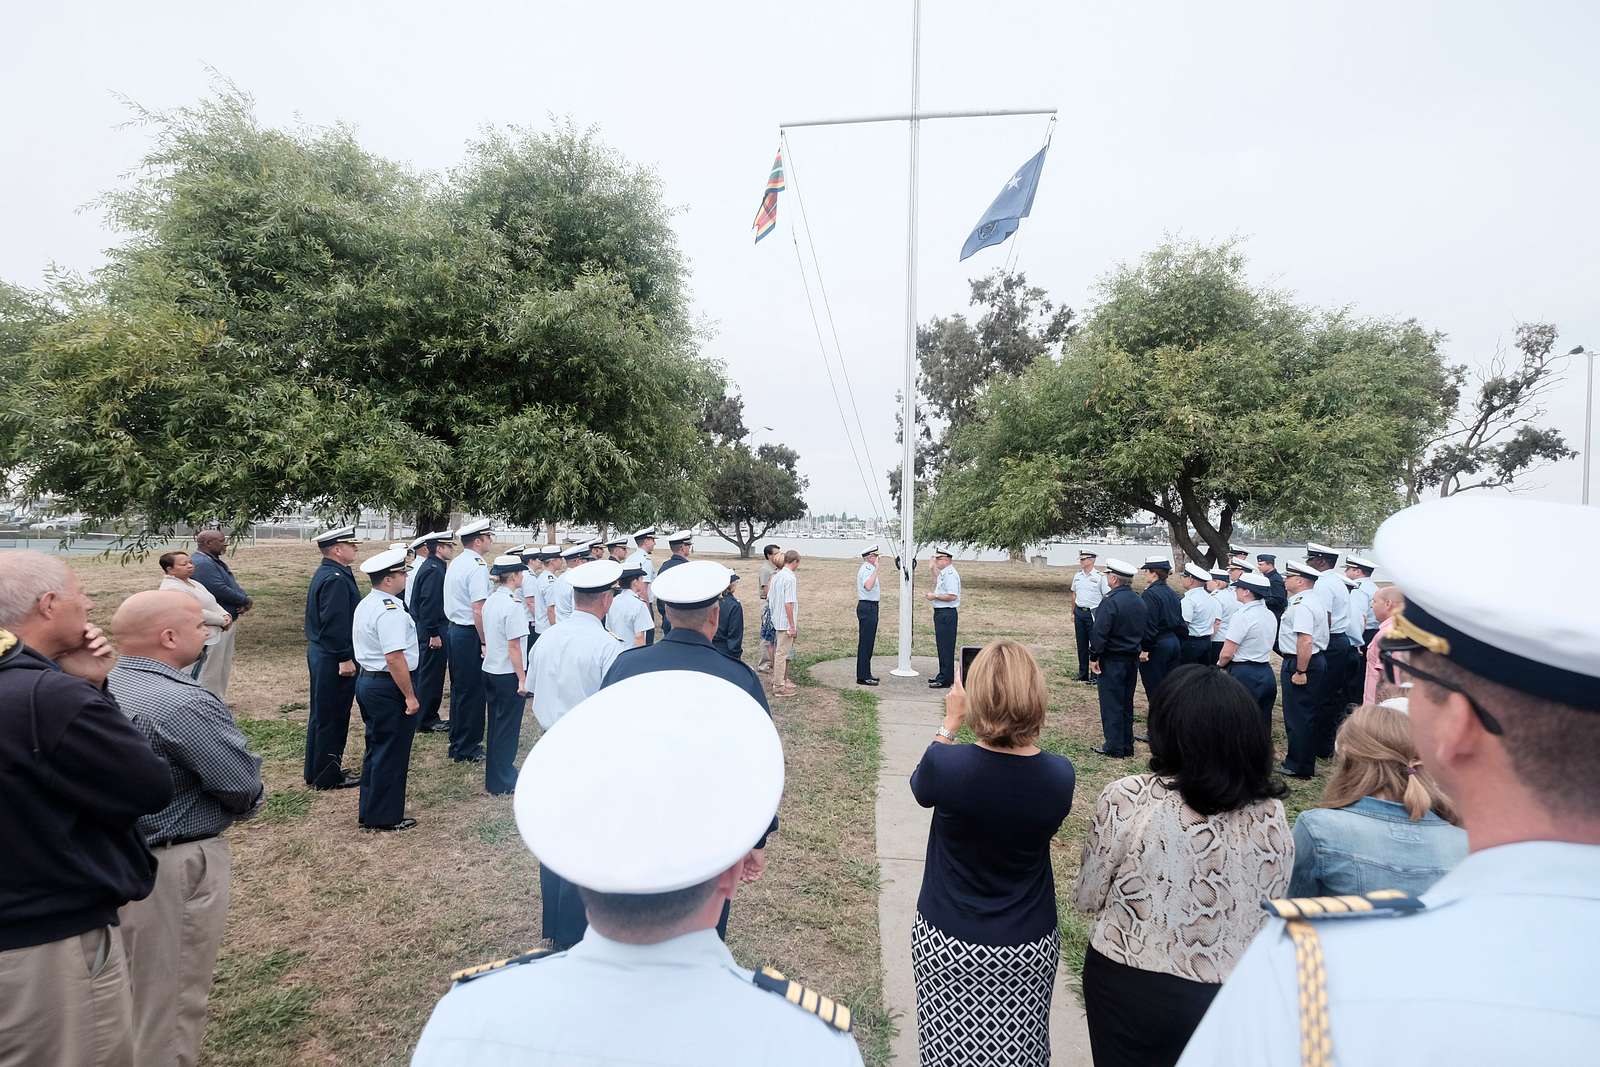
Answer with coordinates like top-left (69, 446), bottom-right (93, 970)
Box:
top-left (964, 639), bottom-right (1047, 748)
top-left (1319, 703), bottom-right (1460, 824)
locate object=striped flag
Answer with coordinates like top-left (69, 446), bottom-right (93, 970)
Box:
top-left (751, 146), bottom-right (785, 243)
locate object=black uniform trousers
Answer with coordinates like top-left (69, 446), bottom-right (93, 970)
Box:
top-left (1317, 633), bottom-right (1353, 758)
top-left (304, 645), bottom-right (355, 787)
top-left (1097, 655), bottom-right (1139, 756)
top-left (1179, 635), bottom-right (1213, 667)
top-left (933, 607), bottom-right (959, 685)
top-left (355, 670), bottom-right (419, 827)
top-left (540, 864), bottom-right (588, 950)
top-left (446, 621), bottom-right (486, 761)
top-left (483, 670), bottom-right (524, 796)
top-left (1139, 632), bottom-right (1180, 705)
top-left (415, 637), bottom-right (447, 730)
top-left (1281, 652), bottom-right (1327, 777)
top-left (1073, 607), bottom-right (1095, 680)
top-left (1362, 626), bottom-right (1380, 650)
top-left (1227, 661), bottom-right (1277, 733)
top-left (1205, 640), bottom-right (1223, 667)
top-left (856, 600), bottom-right (879, 682)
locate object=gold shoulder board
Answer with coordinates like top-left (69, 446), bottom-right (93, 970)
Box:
top-left (450, 947), bottom-right (554, 984)
top-left (1262, 888), bottom-right (1424, 921)
top-left (753, 966), bottom-right (852, 1033)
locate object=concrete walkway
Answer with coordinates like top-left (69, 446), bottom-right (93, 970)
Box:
top-left (810, 656), bottom-right (1091, 1066)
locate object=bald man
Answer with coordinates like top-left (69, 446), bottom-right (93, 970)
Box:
top-left (107, 591), bottom-right (263, 1067)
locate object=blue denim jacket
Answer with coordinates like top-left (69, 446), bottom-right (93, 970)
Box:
top-left (1289, 796), bottom-right (1467, 898)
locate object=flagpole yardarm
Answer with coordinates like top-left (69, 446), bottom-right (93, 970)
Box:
top-left (779, 106), bottom-right (1057, 130)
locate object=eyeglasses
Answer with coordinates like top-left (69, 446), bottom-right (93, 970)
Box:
top-left (1378, 648), bottom-right (1504, 735)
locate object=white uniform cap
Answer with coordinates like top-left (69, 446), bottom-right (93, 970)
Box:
top-left (1374, 496), bottom-right (1600, 709)
top-left (503, 543), bottom-right (527, 556)
top-left (1285, 558), bottom-right (1320, 579)
top-left (540, 544), bottom-right (560, 555)
top-left (1306, 541), bottom-right (1340, 560)
top-left (632, 526), bottom-right (657, 541)
top-left (1182, 562), bottom-right (1210, 582)
top-left (514, 672), bottom-right (783, 893)
top-left (1141, 555), bottom-right (1172, 570)
top-left (313, 525), bottom-right (358, 547)
top-left (389, 542), bottom-right (407, 552)
top-left (1209, 567), bottom-right (1231, 580)
top-left (653, 560), bottom-right (733, 608)
top-left (1079, 550), bottom-right (1098, 559)
top-left (861, 544), bottom-right (881, 556)
top-left (1236, 571), bottom-right (1272, 594)
top-left (409, 529), bottom-right (455, 550)
top-left (567, 558), bottom-right (623, 592)
top-left (1346, 555), bottom-right (1378, 571)
top-left (1105, 557), bottom-right (1138, 578)
top-left (360, 547), bottom-right (408, 576)
top-left (606, 536), bottom-right (630, 548)
top-left (933, 547), bottom-right (954, 558)
top-left (560, 543), bottom-right (591, 560)
top-left (490, 554), bottom-right (527, 575)
top-left (457, 518), bottom-right (493, 539)
top-left (665, 529), bottom-right (695, 545)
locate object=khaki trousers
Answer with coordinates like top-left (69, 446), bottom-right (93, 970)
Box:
top-left (774, 631), bottom-right (797, 688)
top-left (0, 926), bottom-right (135, 1067)
top-left (198, 625), bottom-right (236, 700)
top-left (118, 838), bottom-right (232, 1067)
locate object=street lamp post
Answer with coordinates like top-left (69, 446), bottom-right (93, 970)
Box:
top-left (1575, 346), bottom-right (1595, 506)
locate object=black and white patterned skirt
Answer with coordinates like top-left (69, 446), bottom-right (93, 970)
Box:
top-left (911, 911), bottom-right (1059, 1067)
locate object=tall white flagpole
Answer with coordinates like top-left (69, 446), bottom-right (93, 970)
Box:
top-left (892, 0), bottom-right (923, 677)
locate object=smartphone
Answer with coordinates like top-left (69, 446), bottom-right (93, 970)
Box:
top-left (959, 645), bottom-right (983, 683)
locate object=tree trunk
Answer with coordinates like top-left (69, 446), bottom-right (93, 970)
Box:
top-left (415, 508), bottom-right (451, 538)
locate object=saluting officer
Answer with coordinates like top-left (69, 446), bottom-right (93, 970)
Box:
top-left (351, 547), bottom-right (421, 832)
top-left (1217, 571), bottom-right (1278, 729)
top-left (443, 519), bottom-right (494, 764)
top-left (926, 548), bottom-right (961, 689)
top-left (1137, 556), bottom-right (1182, 704)
top-left (855, 545), bottom-right (882, 687)
top-left (1345, 554), bottom-right (1381, 647)
top-left (1178, 562), bottom-right (1220, 665)
top-left (1177, 496), bottom-right (1600, 1067)
top-left (409, 530), bottom-right (454, 735)
top-left (1071, 550), bottom-right (1110, 683)
top-left (1306, 542), bottom-right (1354, 757)
top-left (1207, 566), bottom-right (1236, 666)
top-left (1276, 559), bottom-right (1331, 779)
top-left (1089, 558), bottom-right (1148, 758)
top-left (412, 672), bottom-right (863, 1066)
top-left (304, 525), bottom-right (362, 791)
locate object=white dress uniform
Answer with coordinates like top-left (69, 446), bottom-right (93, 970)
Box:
top-left (529, 612), bottom-right (624, 730)
top-left (1071, 568), bottom-right (1109, 611)
top-left (443, 548), bottom-right (490, 625)
top-left (1222, 599), bottom-right (1274, 662)
top-left (353, 588), bottom-right (420, 670)
top-left (481, 586), bottom-right (528, 676)
top-left (520, 570), bottom-right (541, 620)
top-left (1357, 575), bottom-right (1379, 630)
top-left (856, 561), bottom-right (880, 602)
top-left (1211, 585), bottom-right (1241, 644)
top-left (1181, 586), bottom-right (1220, 638)
top-left (551, 573), bottom-right (576, 624)
top-left (1277, 590), bottom-right (1329, 654)
top-left (1312, 568), bottom-right (1350, 634)
top-left (1344, 583), bottom-right (1370, 644)
top-left (606, 589), bottom-right (652, 643)
top-left (934, 564), bottom-right (962, 607)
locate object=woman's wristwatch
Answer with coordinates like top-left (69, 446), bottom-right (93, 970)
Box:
top-left (936, 726), bottom-right (956, 741)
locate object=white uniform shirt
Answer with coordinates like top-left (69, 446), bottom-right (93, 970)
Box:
top-left (412, 927), bottom-right (865, 1066)
top-left (404, 560), bottom-right (420, 603)
top-left (529, 611), bottom-right (624, 730)
top-left (1276, 589), bottom-right (1329, 657)
top-left (933, 565), bottom-right (961, 609)
top-left (482, 586), bottom-right (529, 676)
top-left (1346, 581), bottom-right (1374, 643)
top-left (352, 588), bottom-right (419, 671)
top-left (1211, 586), bottom-right (1241, 642)
top-left (1313, 568), bottom-right (1351, 635)
top-left (1222, 599), bottom-right (1274, 663)
top-left (532, 571), bottom-right (557, 634)
top-left (1071, 568), bottom-right (1110, 611)
top-left (1181, 585), bottom-right (1221, 638)
top-left (551, 573), bottom-right (576, 624)
top-left (856, 562), bottom-right (879, 602)
top-left (521, 571), bottom-right (541, 618)
top-left (768, 568), bottom-right (798, 631)
top-left (444, 549), bottom-right (490, 626)
top-left (606, 590), bottom-right (653, 642)
top-left (1358, 576), bottom-right (1380, 629)
top-left (624, 549), bottom-right (656, 604)
top-left (1175, 842), bottom-right (1600, 1067)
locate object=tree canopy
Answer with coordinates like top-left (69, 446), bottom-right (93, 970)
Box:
top-left (922, 240), bottom-right (1456, 563)
top-left (0, 88), bottom-right (723, 543)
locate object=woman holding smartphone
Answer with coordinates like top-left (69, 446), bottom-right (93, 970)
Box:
top-left (908, 639), bottom-right (1076, 1067)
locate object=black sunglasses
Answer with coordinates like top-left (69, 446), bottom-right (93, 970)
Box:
top-left (1379, 648), bottom-right (1504, 736)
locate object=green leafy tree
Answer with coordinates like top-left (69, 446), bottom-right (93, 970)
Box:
top-left (704, 443), bottom-right (808, 559)
top-left (923, 240), bottom-right (1456, 564)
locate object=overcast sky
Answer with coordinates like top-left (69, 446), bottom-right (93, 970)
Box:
top-left (5, 1), bottom-right (1597, 518)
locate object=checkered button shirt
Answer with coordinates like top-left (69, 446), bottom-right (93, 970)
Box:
top-left (106, 656), bottom-right (264, 845)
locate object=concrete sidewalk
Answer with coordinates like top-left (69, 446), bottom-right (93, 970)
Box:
top-left (811, 656), bottom-right (1091, 1066)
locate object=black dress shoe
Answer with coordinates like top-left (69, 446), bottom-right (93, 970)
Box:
top-left (422, 721), bottom-right (450, 734)
top-left (856, 678), bottom-right (879, 686)
top-left (927, 680), bottom-right (950, 689)
top-left (312, 771), bottom-right (361, 791)
top-left (1278, 763), bottom-right (1314, 780)
top-left (453, 753), bottom-right (487, 764)
top-left (1093, 746), bottom-right (1131, 758)
top-left (1133, 734), bottom-right (1149, 744)
top-left (361, 818), bottom-right (418, 832)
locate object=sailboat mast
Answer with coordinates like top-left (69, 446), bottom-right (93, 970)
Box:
top-left (892, 0), bottom-right (922, 677)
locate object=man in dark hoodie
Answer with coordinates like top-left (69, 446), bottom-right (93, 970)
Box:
top-left (0, 550), bottom-right (173, 1067)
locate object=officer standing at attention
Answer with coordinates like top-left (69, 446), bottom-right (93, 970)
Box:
top-left (625, 526), bottom-right (659, 620)
top-left (1275, 559), bottom-right (1331, 779)
top-left (1136, 556), bottom-right (1182, 704)
top-left (529, 558), bottom-right (627, 949)
top-left (408, 531), bottom-right (454, 736)
top-left (606, 568), bottom-right (654, 647)
top-left (1345, 554), bottom-right (1381, 647)
top-left (481, 555), bottom-right (530, 797)
top-left (351, 547), bottom-right (421, 832)
top-left (855, 545), bottom-right (881, 687)
top-left (656, 530), bottom-right (695, 636)
top-left (1176, 495), bottom-right (1600, 1066)
top-left (1178, 562), bottom-right (1220, 665)
top-left (606, 536), bottom-right (630, 565)
top-left (715, 573), bottom-right (744, 660)
top-left (1255, 553), bottom-right (1288, 624)
top-left (1305, 542), bottom-right (1354, 757)
top-left (517, 545), bottom-right (544, 625)
top-left (1339, 572), bottom-right (1371, 711)
top-left (1207, 566), bottom-right (1236, 666)
top-left (1071, 550), bottom-right (1110, 683)
top-left (1216, 571), bottom-right (1278, 729)
top-left (303, 525), bottom-right (362, 791)
top-left (549, 543), bottom-right (589, 627)
top-left (1089, 558), bottom-right (1147, 758)
top-left (412, 672), bottom-right (863, 1066)
top-left (530, 546), bottom-right (559, 643)
top-left (926, 548), bottom-right (961, 689)
top-left (443, 519), bottom-right (494, 764)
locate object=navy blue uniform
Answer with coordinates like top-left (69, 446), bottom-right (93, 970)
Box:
top-left (303, 558), bottom-right (360, 787)
top-left (1139, 579), bottom-right (1183, 705)
top-left (713, 592), bottom-right (744, 659)
top-left (654, 555), bottom-right (688, 635)
top-left (1090, 585), bottom-right (1147, 757)
top-left (1263, 569), bottom-right (1289, 621)
top-left (410, 555), bottom-right (448, 731)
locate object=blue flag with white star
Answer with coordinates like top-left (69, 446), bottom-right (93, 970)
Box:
top-left (959, 145), bottom-right (1049, 261)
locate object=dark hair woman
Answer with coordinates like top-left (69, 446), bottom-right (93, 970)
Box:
top-left (1072, 665), bottom-right (1292, 1067)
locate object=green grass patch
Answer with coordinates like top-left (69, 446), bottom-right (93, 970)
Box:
top-left (833, 688), bottom-right (882, 779)
top-left (239, 718), bottom-right (306, 764)
top-left (473, 814), bottom-right (518, 846)
top-left (205, 948), bottom-right (317, 1065)
top-left (258, 789), bottom-right (312, 824)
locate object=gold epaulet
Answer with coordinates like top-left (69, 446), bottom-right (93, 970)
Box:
top-left (449, 947), bottom-right (554, 984)
top-left (753, 966), bottom-right (852, 1033)
top-left (1262, 888), bottom-right (1424, 921)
